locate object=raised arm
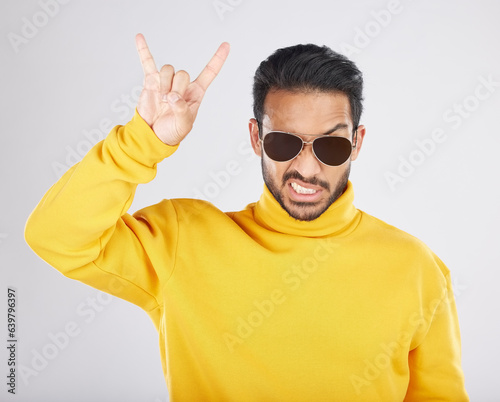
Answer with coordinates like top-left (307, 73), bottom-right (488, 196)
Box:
top-left (24, 35), bottom-right (229, 314)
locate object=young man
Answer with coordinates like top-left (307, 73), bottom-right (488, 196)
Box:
top-left (25, 34), bottom-right (469, 401)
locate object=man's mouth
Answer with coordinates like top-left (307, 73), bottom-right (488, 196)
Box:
top-left (288, 180), bottom-right (324, 202)
top-left (291, 182), bottom-right (318, 194)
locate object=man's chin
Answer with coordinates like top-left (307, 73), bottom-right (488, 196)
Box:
top-left (261, 158), bottom-right (351, 222)
top-left (282, 199), bottom-right (328, 222)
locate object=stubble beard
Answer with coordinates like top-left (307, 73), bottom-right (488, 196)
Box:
top-left (262, 158), bottom-right (350, 222)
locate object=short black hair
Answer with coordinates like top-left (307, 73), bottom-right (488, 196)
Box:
top-left (252, 44), bottom-right (363, 135)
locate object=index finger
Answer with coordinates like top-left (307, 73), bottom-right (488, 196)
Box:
top-left (194, 42), bottom-right (230, 91)
top-left (135, 33), bottom-right (158, 76)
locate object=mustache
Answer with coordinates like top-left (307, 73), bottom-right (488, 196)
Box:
top-left (282, 170), bottom-right (330, 191)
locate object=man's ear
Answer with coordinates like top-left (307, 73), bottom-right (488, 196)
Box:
top-left (350, 124), bottom-right (366, 162)
top-left (249, 118), bottom-right (262, 157)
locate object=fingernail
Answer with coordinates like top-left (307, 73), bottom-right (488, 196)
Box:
top-left (168, 92), bottom-right (180, 103)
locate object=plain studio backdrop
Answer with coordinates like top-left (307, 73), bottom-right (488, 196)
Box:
top-left (1, 0), bottom-right (499, 401)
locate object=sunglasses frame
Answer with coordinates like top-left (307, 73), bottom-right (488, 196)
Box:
top-left (259, 129), bottom-right (358, 167)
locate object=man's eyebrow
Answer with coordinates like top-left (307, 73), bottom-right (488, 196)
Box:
top-left (321, 123), bottom-right (350, 135)
top-left (266, 122), bottom-right (351, 135)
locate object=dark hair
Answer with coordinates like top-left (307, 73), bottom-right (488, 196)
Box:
top-left (252, 44), bottom-right (364, 136)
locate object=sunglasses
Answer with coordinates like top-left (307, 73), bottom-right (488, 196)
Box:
top-left (260, 130), bottom-right (357, 167)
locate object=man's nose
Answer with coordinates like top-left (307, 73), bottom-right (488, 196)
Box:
top-left (291, 143), bottom-right (322, 178)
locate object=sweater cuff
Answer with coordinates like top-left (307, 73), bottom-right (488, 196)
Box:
top-left (117, 108), bottom-right (179, 167)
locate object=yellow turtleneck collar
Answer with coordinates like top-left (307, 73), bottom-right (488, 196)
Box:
top-left (253, 180), bottom-right (361, 238)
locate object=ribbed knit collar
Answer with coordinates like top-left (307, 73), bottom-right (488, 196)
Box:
top-left (253, 180), bottom-right (361, 237)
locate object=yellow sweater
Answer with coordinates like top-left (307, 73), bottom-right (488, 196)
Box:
top-left (25, 110), bottom-right (468, 401)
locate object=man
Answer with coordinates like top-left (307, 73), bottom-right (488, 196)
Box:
top-left (25, 34), bottom-right (469, 401)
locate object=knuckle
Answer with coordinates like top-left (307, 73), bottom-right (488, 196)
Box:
top-left (144, 75), bottom-right (157, 86)
top-left (177, 101), bottom-right (189, 111)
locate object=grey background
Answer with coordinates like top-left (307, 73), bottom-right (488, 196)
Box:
top-left (1, 0), bottom-right (499, 401)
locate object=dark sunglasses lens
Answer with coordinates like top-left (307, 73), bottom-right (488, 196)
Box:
top-left (313, 136), bottom-right (352, 166)
top-left (263, 132), bottom-right (303, 162)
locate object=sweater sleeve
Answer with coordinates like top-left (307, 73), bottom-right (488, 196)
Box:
top-left (404, 265), bottom-right (469, 401)
top-left (25, 109), bottom-right (179, 315)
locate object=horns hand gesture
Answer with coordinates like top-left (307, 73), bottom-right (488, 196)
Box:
top-left (135, 34), bottom-right (230, 146)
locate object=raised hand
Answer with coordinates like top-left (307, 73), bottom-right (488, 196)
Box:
top-left (135, 33), bottom-right (230, 146)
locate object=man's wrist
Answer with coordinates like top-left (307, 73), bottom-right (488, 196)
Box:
top-left (117, 108), bottom-right (179, 167)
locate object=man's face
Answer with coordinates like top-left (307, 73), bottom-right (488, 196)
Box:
top-left (249, 90), bottom-right (365, 221)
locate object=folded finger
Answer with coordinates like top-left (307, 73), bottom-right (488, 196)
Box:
top-left (171, 70), bottom-right (191, 98)
top-left (160, 64), bottom-right (175, 96)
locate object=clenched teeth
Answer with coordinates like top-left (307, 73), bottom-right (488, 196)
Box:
top-left (291, 182), bottom-right (317, 194)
